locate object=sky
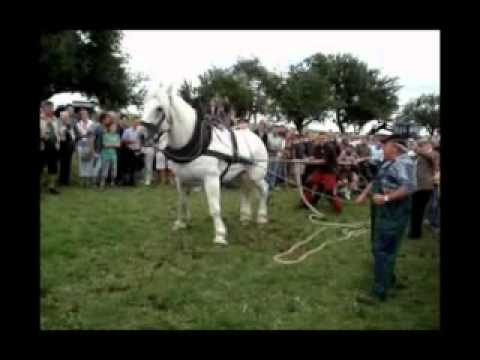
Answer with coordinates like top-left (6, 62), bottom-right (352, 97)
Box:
top-left (50, 30), bottom-right (439, 133)
top-left (121, 30), bottom-right (439, 106)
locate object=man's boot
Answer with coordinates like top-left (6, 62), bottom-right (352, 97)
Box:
top-left (356, 290), bottom-right (386, 305)
top-left (48, 175), bottom-right (60, 195)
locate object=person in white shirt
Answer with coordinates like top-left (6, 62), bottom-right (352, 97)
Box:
top-left (155, 133), bottom-right (175, 185)
top-left (138, 125), bottom-right (155, 186)
top-left (407, 138), bottom-right (417, 159)
top-left (266, 126), bottom-right (286, 190)
top-left (121, 120), bottom-right (142, 186)
top-left (75, 108), bottom-right (95, 187)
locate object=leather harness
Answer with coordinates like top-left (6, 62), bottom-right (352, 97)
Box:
top-left (150, 115), bottom-right (253, 182)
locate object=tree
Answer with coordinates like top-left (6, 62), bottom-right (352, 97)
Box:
top-left (326, 54), bottom-right (400, 133)
top-left (231, 58), bottom-right (272, 122)
top-left (275, 59), bottom-right (331, 133)
top-left (196, 67), bottom-right (254, 118)
top-left (39, 30), bottom-right (147, 110)
top-left (179, 79), bottom-right (202, 113)
top-left (400, 94), bottom-right (440, 135)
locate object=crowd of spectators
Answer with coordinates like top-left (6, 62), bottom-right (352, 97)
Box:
top-left (251, 120), bottom-right (441, 237)
top-left (39, 101), bottom-right (175, 194)
top-left (40, 99), bottom-right (440, 237)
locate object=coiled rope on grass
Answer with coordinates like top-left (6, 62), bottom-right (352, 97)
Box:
top-left (262, 161), bottom-right (369, 265)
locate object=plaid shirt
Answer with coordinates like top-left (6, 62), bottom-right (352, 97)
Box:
top-left (376, 154), bottom-right (416, 195)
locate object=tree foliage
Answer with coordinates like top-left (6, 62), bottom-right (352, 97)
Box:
top-left (274, 56), bottom-right (332, 133)
top-left (324, 54), bottom-right (400, 133)
top-left (199, 67), bottom-right (254, 117)
top-left (39, 30), bottom-right (147, 110)
top-left (231, 58), bottom-right (271, 120)
top-left (176, 53), bottom-right (401, 134)
top-left (400, 94), bottom-right (440, 135)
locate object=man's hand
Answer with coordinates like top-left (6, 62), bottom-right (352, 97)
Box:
top-left (354, 182), bottom-right (372, 205)
top-left (354, 193), bottom-right (367, 205)
top-left (372, 194), bottom-right (387, 206)
top-left (355, 157), bottom-right (370, 164)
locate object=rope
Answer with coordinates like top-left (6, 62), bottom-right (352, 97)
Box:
top-left (251, 157), bottom-right (370, 265)
top-left (273, 224), bottom-right (368, 265)
top-left (159, 118), bottom-right (369, 262)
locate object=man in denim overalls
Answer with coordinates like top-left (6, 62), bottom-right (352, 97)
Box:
top-left (355, 135), bottom-right (416, 303)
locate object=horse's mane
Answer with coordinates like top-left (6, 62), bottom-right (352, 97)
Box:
top-left (171, 91), bottom-right (197, 123)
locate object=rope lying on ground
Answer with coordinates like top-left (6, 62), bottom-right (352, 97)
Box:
top-left (251, 159), bottom-right (370, 265)
top-left (272, 221), bottom-right (368, 265)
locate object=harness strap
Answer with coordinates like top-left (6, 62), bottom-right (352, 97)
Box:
top-left (158, 113), bottom-right (253, 182)
top-left (204, 128), bottom-right (254, 182)
top-left (230, 127), bottom-right (239, 162)
top-left (163, 118), bottom-right (212, 163)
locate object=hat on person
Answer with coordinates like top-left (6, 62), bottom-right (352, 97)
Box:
top-left (376, 129), bottom-right (393, 136)
top-left (381, 134), bottom-right (408, 152)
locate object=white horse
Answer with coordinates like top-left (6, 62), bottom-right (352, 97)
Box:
top-left (141, 85), bottom-right (269, 245)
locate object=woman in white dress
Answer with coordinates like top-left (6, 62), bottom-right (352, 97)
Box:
top-left (155, 133), bottom-right (175, 185)
top-left (139, 126), bottom-right (155, 186)
top-left (74, 109), bottom-right (95, 187)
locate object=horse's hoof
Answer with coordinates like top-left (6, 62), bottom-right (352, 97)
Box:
top-left (213, 236), bottom-right (228, 245)
top-left (257, 217), bottom-right (269, 224)
top-left (172, 221), bottom-right (187, 231)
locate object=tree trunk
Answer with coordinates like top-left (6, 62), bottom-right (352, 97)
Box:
top-left (335, 109), bottom-right (345, 133)
top-left (294, 118), bottom-right (303, 134)
top-left (337, 120), bottom-right (345, 134)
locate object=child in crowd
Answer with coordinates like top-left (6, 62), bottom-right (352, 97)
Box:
top-left (99, 113), bottom-right (121, 188)
top-left (337, 143), bottom-right (360, 200)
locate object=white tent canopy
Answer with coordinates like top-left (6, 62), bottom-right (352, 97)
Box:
top-left (48, 92), bottom-right (140, 115)
top-left (48, 92), bottom-right (98, 109)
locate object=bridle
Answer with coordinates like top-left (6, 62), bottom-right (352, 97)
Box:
top-left (141, 108), bottom-right (168, 145)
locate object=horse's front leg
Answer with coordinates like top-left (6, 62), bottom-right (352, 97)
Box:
top-left (173, 178), bottom-right (189, 231)
top-left (203, 176), bottom-right (227, 245)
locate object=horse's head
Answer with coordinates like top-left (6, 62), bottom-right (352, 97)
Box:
top-left (141, 84), bottom-right (175, 141)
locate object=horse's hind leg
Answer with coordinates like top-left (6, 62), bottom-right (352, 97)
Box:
top-left (173, 178), bottom-right (189, 231)
top-left (203, 176), bottom-right (227, 245)
top-left (239, 172), bottom-right (253, 224)
top-left (253, 178), bottom-right (269, 224)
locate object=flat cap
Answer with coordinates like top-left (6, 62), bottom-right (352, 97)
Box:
top-left (381, 134), bottom-right (407, 145)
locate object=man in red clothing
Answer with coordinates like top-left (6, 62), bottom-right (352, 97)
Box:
top-left (300, 133), bottom-right (342, 213)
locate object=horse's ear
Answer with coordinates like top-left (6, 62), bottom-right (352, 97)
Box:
top-left (167, 84), bottom-right (174, 96)
top-left (167, 84), bottom-right (175, 104)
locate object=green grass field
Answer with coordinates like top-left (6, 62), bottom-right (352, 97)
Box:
top-left (40, 181), bottom-right (440, 330)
